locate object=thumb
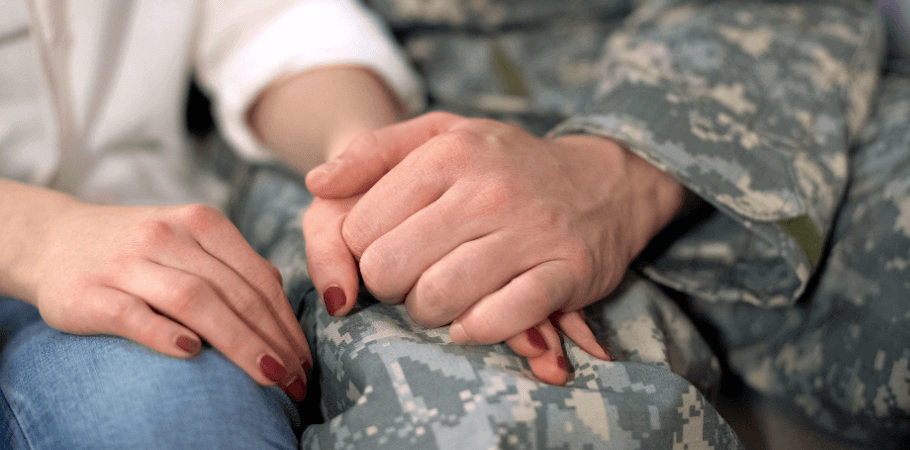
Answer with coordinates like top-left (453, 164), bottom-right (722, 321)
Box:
top-left (305, 112), bottom-right (463, 198)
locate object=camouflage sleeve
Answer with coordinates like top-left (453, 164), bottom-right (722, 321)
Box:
top-left (547, 0), bottom-right (886, 307)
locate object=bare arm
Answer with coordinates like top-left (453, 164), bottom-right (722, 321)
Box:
top-left (247, 65), bottom-right (404, 174)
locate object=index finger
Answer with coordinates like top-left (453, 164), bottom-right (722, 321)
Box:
top-left (176, 205), bottom-right (312, 367)
top-left (305, 111), bottom-right (465, 199)
top-left (303, 196), bottom-right (361, 317)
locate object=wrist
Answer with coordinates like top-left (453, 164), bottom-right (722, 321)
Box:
top-left (0, 181), bottom-right (84, 303)
top-left (553, 134), bottom-right (684, 260)
top-left (248, 65), bottom-right (404, 174)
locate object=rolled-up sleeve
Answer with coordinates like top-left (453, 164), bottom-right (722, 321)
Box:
top-left (548, 0), bottom-right (885, 307)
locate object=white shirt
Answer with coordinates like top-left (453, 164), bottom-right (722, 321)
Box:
top-left (0, 0), bottom-right (424, 206)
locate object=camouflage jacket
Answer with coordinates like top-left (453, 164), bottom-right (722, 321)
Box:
top-left (363, 0), bottom-right (885, 309)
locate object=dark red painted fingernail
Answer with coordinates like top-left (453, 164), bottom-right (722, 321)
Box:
top-left (526, 328), bottom-right (548, 351)
top-left (301, 359), bottom-right (312, 376)
top-left (557, 355), bottom-right (568, 371)
top-left (260, 355), bottom-right (287, 382)
top-left (176, 336), bottom-right (200, 354)
top-left (324, 286), bottom-right (346, 316)
top-left (284, 376), bottom-right (307, 402)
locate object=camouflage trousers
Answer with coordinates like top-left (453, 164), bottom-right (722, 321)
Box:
top-left (230, 76), bottom-right (910, 450)
top-left (692, 76), bottom-right (910, 448)
top-left (232, 167), bottom-right (741, 449)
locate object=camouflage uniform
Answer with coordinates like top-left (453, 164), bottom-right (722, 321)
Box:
top-left (232, 0), bottom-right (909, 447)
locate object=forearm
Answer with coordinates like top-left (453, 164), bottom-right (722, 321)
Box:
top-left (248, 65), bottom-right (405, 175)
top-left (0, 179), bottom-right (80, 303)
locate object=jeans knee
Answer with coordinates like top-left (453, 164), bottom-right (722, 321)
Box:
top-left (1, 323), bottom-right (298, 449)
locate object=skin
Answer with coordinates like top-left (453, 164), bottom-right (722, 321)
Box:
top-left (0, 63), bottom-right (677, 398)
top-left (0, 65), bottom-right (401, 401)
top-left (303, 112), bottom-right (686, 385)
top-left (254, 67), bottom-right (605, 384)
top-left (0, 181), bottom-right (310, 397)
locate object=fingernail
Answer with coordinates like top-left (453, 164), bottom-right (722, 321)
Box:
top-left (284, 376), bottom-right (307, 402)
top-left (323, 286), bottom-right (346, 316)
top-left (176, 336), bottom-right (200, 354)
top-left (260, 355), bottom-right (287, 383)
top-left (301, 359), bottom-right (312, 377)
top-left (449, 321), bottom-right (469, 344)
top-left (526, 328), bottom-right (548, 351)
top-left (557, 355), bottom-right (568, 371)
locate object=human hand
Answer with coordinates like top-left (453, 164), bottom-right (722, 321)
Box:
top-left (303, 185), bottom-right (612, 385)
top-left (307, 111), bottom-right (682, 343)
top-left (304, 112), bottom-right (681, 382)
top-left (29, 202), bottom-right (312, 400)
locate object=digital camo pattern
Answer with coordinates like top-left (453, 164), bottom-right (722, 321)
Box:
top-left (233, 167), bottom-right (740, 449)
top-left (228, 0), bottom-right (909, 447)
top-left (692, 76), bottom-right (910, 448)
top-left (357, 3), bottom-right (909, 440)
top-left (371, 0), bottom-right (884, 308)
top-left (366, 0), bottom-right (632, 30)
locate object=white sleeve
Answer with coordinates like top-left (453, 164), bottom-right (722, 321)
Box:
top-left (195, 0), bottom-right (425, 160)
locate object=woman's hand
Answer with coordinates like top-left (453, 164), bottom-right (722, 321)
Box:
top-left (303, 112), bottom-right (685, 383)
top-left (303, 189), bottom-right (611, 386)
top-left (308, 112), bottom-right (683, 342)
top-left (28, 200), bottom-right (312, 400)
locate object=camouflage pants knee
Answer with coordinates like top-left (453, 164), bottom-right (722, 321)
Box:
top-left (232, 166), bottom-right (742, 449)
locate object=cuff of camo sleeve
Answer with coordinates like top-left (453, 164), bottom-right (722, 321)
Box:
top-left (549, 115), bottom-right (815, 308)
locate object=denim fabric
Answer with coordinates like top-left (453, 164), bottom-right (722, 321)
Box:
top-left (0, 298), bottom-right (301, 450)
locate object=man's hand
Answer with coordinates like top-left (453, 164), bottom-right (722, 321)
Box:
top-left (304, 112), bottom-right (683, 382)
top-left (27, 200), bottom-right (312, 401)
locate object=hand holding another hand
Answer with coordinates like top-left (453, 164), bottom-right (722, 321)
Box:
top-left (304, 112), bottom-right (684, 384)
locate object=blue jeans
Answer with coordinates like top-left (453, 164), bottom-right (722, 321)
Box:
top-left (0, 298), bottom-right (301, 449)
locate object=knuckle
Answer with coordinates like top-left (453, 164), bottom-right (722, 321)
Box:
top-left (132, 220), bottom-right (174, 248)
top-left (233, 294), bottom-right (267, 324)
top-left (412, 275), bottom-right (462, 327)
top-left (512, 274), bottom-right (552, 310)
top-left (92, 297), bottom-right (140, 338)
top-left (252, 275), bottom-right (286, 307)
top-left (102, 298), bottom-right (133, 324)
top-left (175, 204), bottom-right (222, 232)
top-left (267, 264), bottom-right (283, 286)
top-left (168, 277), bottom-right (208, 313)
top-left (424, 111), bottom-right (463, 130)
top-left (469, 178), bottom-right (515, 218)
top-left (559, 241), bottom-right (595, 280)
top-left (305, 243), bottom-right (342, 268)
top-left (130, 314), bottom-right (161, 345)
top-left (435, 129), bottom-right (483, 162)
top-left (359, 249), bottom-right (403, 302)
top-left (340, 219), bottom-right (369, 259)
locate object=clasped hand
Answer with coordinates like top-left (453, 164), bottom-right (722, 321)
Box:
top-left (304, 112), bottom-right (684, 385)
